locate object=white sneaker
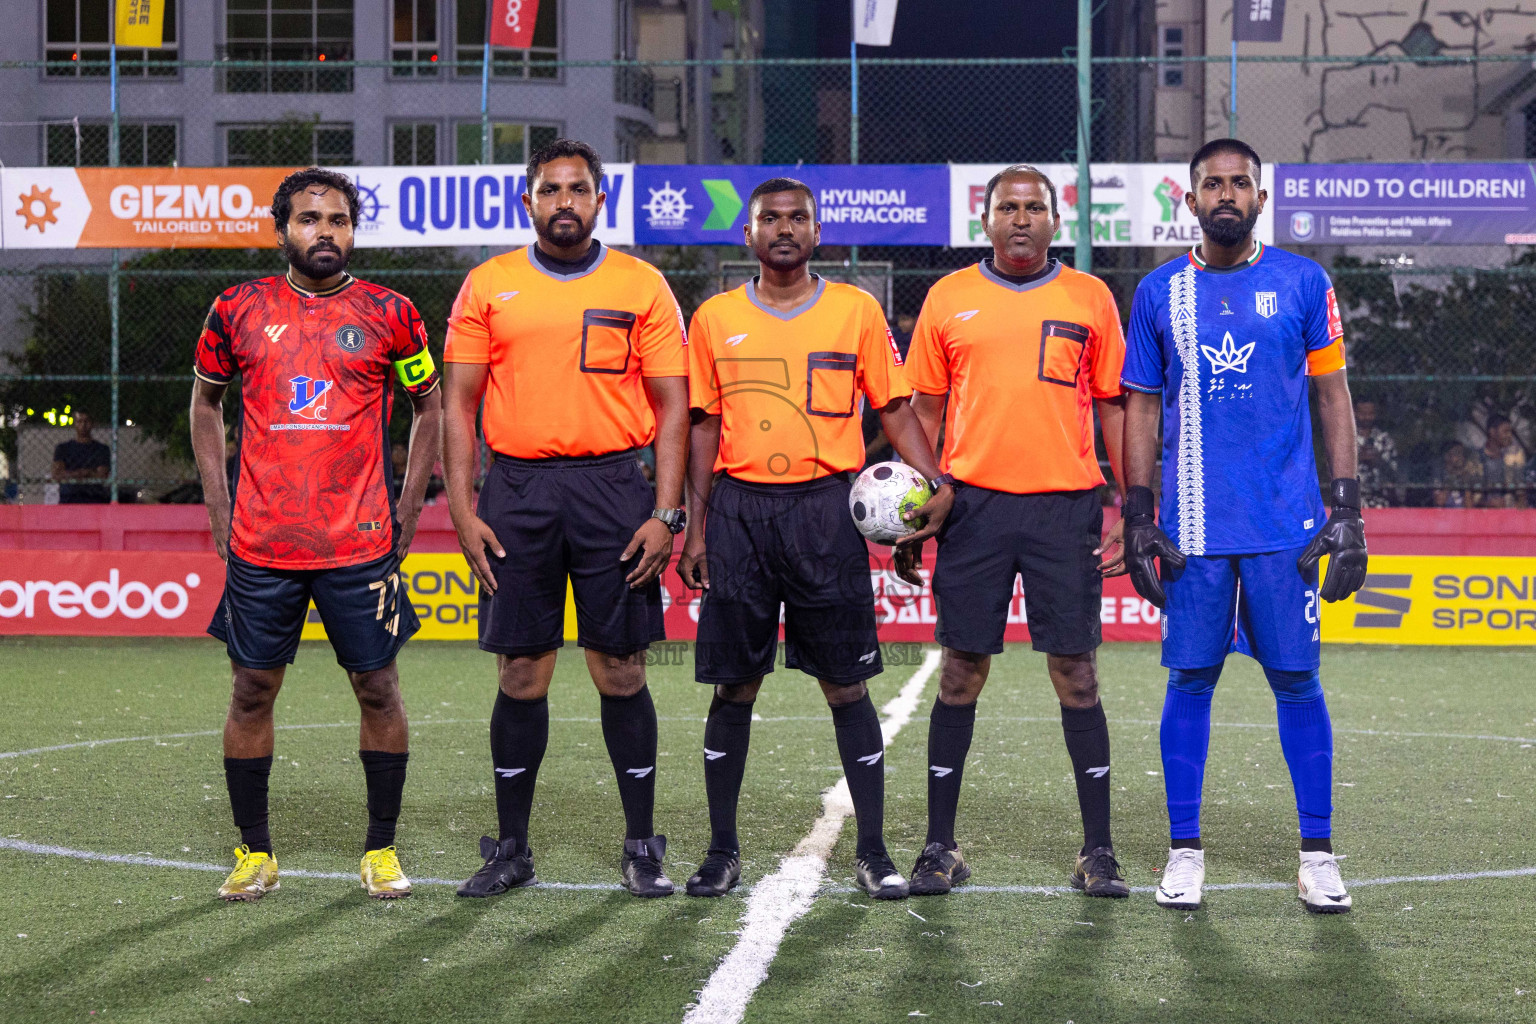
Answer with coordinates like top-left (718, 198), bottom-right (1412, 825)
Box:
top-left (1155, 847), bottom-right (1205, 910)
top-left (1298, 851), bottom-right (1352, 913)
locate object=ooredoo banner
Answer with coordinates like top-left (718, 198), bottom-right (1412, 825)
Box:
top-left (0, 551), bottom-right (223, 636)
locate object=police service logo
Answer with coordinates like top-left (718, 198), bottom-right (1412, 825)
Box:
top-left (1255, 291), bottom-right (1278, 318)
top-left (335, 323), bottom-right (366, 352)
top-left (1290, 211), bottom-right (1315, 240)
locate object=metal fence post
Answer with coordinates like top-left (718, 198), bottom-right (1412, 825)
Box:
top-left (850, 37), bottom-right (860, 287)
top-left (1075, 0), bottom-right (1092, 274)
top-left (108, 25), bottom-right (121, 504)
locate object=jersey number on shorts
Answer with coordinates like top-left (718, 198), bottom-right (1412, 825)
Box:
top-left (370, 572), bottom-right (402, 636)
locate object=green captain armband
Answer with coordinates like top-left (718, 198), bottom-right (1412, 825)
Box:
top-left (393, 349), bottom-right (436, 388)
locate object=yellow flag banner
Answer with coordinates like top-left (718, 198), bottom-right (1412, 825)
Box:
top-left (1318, 555), bottom-right (1536, 645)
top-left (116, 0), bottom-right (165, 49)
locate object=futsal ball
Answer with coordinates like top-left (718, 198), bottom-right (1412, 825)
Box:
top-left (849, 462), bottom-right (933, 544)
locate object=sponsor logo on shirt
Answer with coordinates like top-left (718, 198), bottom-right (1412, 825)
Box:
top-left (1201, 331), bottom-right (1255, 374)
top-left (725, 333), bottom-right (748, 347)
top-left (952, 309), bottom-right (980, 321)
top-left (287, 375), bottom-right (331, 418)
top-left (885, 326), bottom-right (904, 365)
top-left (263, 324), bottom-right (289, 342)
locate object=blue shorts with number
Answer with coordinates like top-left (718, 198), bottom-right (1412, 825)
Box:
top-left (1160, 545), bottom-right (1320, 672)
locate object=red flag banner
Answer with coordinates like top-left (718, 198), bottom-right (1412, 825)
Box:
top-left (489, 0), bottom-right (540, 49)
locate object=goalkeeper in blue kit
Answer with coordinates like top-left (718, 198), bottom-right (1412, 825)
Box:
top-left (1120, 139), bottom-right (1368, 913)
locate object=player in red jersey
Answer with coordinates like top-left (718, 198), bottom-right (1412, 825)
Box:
top-left (190, 168), bottom-right (443, 902)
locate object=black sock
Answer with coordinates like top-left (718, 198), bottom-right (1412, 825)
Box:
top-left (1300, 837), bottom-right (1333, 854)
top-left (831, 693), bottom-right (886, 858)
top-left (1172, 837), bottom-right (1204, 851)
top-left (490, 691), bottom-right (548, 850)
top-left (1061, 701), bottom-right (1113, 852)
top-left (359, 749), bottom-right (409, 854)
top-left (925, 698), bottom-right (976, 850)
top-left (600, 685), bottom-right (658, 841)
top-left (224, 755), bottom-right (273, 855)
top-left (703, 696), bottom-right (754, 854)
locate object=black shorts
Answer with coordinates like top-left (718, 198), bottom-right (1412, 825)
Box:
top-left (932, 486), bottom-right (1103, 657)
top-left (208, 551), bottom-right (418, 672)
top-left (477, 450), bottom-right (664, 658)
top-left (695, 474), bottom-right (881, 686)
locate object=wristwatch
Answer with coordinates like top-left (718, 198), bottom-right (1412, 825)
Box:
top-left (651, 507), bottom-right (687, 534)
top-left (927, 473), bottom-right (956, 491)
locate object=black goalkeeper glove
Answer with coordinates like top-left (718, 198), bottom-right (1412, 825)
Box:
top-left (1297, 478), bottom-right (1368, 602)
top-left (1123, 485), bottom-right (1185, 609)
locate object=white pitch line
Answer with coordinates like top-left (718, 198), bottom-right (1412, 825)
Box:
top-left (682, 648), bottom-right (942, 1024)
top-left (982, 716), bottom-right (1536, 746)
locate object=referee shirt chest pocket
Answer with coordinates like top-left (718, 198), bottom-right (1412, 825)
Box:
top-left (1038, 320), bottom-right (1090, 388)
top-left (580, 309), bottom-right (637, 374)
top-left (806, 351), bottom-right (858, 418)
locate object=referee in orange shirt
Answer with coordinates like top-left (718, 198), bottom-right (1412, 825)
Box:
top-left (443, 140), bottom-right (690, 899)
top-left (900, 165), bottom-right (1131, 898)
top-left (677, 178), bottom-right (954, 900)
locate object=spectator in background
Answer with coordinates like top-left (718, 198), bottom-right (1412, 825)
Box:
top-left (1479, 415), bottom-right (1529, 508)
top-left (1456, 390), bottom-right (1533, 459)
top-left (52, 410), bottom-right (111, 504)
top-left (0, 447), bottom-right (14, 503)
top-left (1354, 399), bottom-right (1399, 507)
top-left (1432, 441), bottom-right (1482, 508)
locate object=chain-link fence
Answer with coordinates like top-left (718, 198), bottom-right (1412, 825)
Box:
top-left (2, 53), bottom-right (1534, 506)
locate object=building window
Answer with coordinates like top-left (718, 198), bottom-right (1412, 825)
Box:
top-left (45, 121), bottom-right (178, 166)
top-left (392, 122), bottom-right (439, 165)
top-left (455, 121), bottom-right (559, 164)
top-left (222, 0), bottom-right (355, 93)
top-left (225, 121), bottom-right (355, 165)
top-left (45, 0), bottom-right (178, 77)
top-left (1159, 26), bottom-right (1185, 89)
top-left (455, 0), bottom-right (558, 79)
top-left (393, 0), bottom-right (439, 76)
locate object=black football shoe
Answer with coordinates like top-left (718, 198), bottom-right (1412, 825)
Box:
top-left (855, 849), bottom-right (910, 900)
top-left (686, 849), bottom-right (742, 898)
top-left (908, 841), bottom-right (971, 896)
top-left (621, 835), bottom-right (675, 898)
top-left (456, 836), bottom-right (536, 897)
top-left (1071, 845), bottom-right (1130, 898)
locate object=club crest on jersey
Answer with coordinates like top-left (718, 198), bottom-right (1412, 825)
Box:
top-left (335, 323), bottom-right (365, 352)
top-left (1255, 292), bottom-right (1278, 318)
top-left (288, 375), bottom-right (331, 419)
top-left (1201, 331), bottom-right (1255, 374)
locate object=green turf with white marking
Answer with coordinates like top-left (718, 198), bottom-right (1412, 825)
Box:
top-left (0, 638), bottom-right (1531, 1023)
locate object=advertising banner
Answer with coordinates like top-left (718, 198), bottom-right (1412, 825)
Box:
top-left (633, 164), bottom-right (947, 246)
top-left (948, 163), bottom-right (1274, 249)
top-left (341, 164), bottom-right (634, 248)
top-left (16, 549), bottom-right (1533, 646)
top-left (1319, 555), bottom-right (1536, 645)
top-left (488, 0), bottom-right (540, 49)
top-left (2, 167), bottom-right (295, 249)
top-left (0, 551), bottom-right (223, 636)
top-left (1274, 163), bottom-right (1536, 245)
top-left (0, 165), bottom-right (634, 249)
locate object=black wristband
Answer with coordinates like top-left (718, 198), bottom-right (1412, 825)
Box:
top-left (1124, 485), bottom-right (1156, 521)
top-left (1330, 478), bottom-right (1361, 512)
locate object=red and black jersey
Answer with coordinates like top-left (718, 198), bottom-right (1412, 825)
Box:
top-left (194, 273), bottom-right (441, 570)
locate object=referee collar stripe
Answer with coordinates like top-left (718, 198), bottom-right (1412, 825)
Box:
top-left (977, 258), bottom-right (1062, 293)
top-left (744, 274), bottom-right (826, 321)
top-left (527, 240), bottom-right (608, 281)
